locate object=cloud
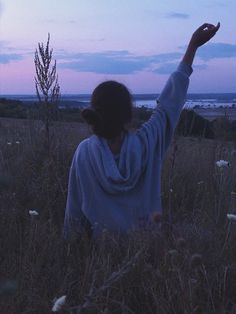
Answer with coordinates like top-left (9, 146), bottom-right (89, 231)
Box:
top-left (0, 40), bottom-right (27, 53)
top-left (0, 53), bottom-right (23, 64)
top-left (154, 63), bottom-right (179, 74)
top-left (58, 51), bottom-right (182, 74)
top-left (166, 12), bottom-right (189, 19)
top-left (43, 18), bottom-right (76, 24)
top-left (0, 40), bottom-right (34, 56)
top-left (58, 41), bottom-right (236, 75)
top-left (154, 63), bottom-right (208, 75)
top-left (194, 64), bottom-right (208, 71)
top-left (59, 51), bottom-right (147, 74)
top-left (205, 1), bottom-right (229, 8)
top-left (197, 43), bottom-right (236, 60)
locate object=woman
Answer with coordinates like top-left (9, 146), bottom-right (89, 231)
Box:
top-left (64, 23), bottom-right (220, 239)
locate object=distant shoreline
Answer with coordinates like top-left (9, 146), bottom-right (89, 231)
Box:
top-left (1, 93), bottom-right (236, 109)
top-left (1, 94), bottom-right (236, 121)
top-left (1, 92), bottom-right (236, 99)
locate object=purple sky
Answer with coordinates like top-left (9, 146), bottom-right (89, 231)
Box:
top-left (0, 0), bottom-right (236, 94)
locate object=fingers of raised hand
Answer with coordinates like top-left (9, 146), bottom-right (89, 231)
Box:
top-left (198, 23), bottom-right (209, 31)
top-left (215, 22), bottom-right (221, 31)
top-left (201, 22), bottom-right (220, 32)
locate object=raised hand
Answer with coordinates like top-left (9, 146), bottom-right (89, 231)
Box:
top-left (182, 22), bottom-right (220, 66)
top-left (190, 22), bottom-right (220, 48)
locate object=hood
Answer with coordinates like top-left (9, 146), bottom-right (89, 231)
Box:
top-left (87, 133), bottom-right (146, 194)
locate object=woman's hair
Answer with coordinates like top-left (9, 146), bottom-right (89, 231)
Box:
top-left (82, 81), bottom-right (133, 139)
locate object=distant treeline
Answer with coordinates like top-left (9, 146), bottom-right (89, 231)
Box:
top-left (0, 98), bottom-right (30, 119)
top-left (1, 98), bottom-right (236, 140)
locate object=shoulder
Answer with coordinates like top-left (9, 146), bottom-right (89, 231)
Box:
top-left (77, 137), bottom-right (90, 150)
top-left (73, 137), bottom-right (90, 161)
top-left (74, 134), bottom-right (102, 157)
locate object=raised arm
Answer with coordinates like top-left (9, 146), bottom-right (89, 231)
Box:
top-left (138, 22), bottom-right (220, 158)
top-left (182, 22), bottom-right (220, 66)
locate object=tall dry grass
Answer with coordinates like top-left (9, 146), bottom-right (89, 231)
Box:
top-left (0, 117), bottom-right (236, 313)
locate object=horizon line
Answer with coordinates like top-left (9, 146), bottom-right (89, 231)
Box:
top-left (1, 92), bottom-right (236, 96)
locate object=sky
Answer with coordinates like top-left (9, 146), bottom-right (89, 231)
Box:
top-left (0, 0), bottom-right (236, 94)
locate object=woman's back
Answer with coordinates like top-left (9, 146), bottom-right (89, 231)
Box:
top-left (64, 63), bottom-right (192, 237)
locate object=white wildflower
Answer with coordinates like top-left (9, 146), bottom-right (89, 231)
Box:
top-left (227, 214), bottom-right (236, 221)
top-left (15, 141), bottom-right (20, 144)
top-left (197, 181), bottom-right (204, 185)
top-left (216, 160), bottom-right (230, 168)
top-left (231, 149), bottom-right (236, 156)
top-left (52, 295), bottom-right (66, 312)
top-left (170, 188), bottom-right (173, 193)
top-left (7, 142), bottom-right (12, 145)
top-left (29, 210), bottom-right (39, 216)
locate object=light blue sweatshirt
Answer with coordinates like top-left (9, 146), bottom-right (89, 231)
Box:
top-left (64, 62), bottom-right (192, 238)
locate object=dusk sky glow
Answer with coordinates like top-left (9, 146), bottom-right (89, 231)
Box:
top-left (0, 0), bottom-right (236, 94)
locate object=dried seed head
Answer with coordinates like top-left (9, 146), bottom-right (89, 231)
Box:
top-left (52, 295), bottom-right (66, 312)
top-left (29, 209), bottom-right (39, 216)
top-left (197, 181), bottom-right (204, 185)
top-left (216, 160), bottom-right (230, 168)
top-left (176, 237), bottom-right (186, 251)
top-left (167, 249), bottom-right (178, 256)
top-left (227, 214), bottom-right (236, 221)
top-left (167, 249), bottom-right (182, 268)
top-left (190, 254), bottom-right (202, 269)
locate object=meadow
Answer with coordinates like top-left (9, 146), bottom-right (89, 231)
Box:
top-left (0, 114), bottom-right (236, 314)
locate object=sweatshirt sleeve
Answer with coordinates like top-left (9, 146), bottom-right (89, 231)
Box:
top-left (137, 62), bottom-right (192, 158)
top-left (64, 151), bottom-right (91, 240)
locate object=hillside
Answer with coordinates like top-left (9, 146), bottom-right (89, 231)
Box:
top-left (1, 116), bottom-right (236, 312)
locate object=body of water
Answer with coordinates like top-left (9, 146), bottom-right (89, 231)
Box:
top-left (1, 93), bottom-right (236, 109)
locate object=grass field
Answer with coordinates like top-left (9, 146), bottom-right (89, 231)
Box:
top-left (194, 107), bottom-right (236, 121)
top-left (1, 117), bottom-right (236, 313)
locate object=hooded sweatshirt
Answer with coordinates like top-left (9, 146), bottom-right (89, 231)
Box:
top-left (64, 62), bottom-right (192, 238)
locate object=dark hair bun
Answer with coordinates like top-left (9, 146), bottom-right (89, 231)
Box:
top-left (82, 108), bottom-right (101, 126)
top-left (83, 81), bottom-right (133, 139)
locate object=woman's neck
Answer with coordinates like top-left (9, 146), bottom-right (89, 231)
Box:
top-left (107, 132), bottom-right (125, 155)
